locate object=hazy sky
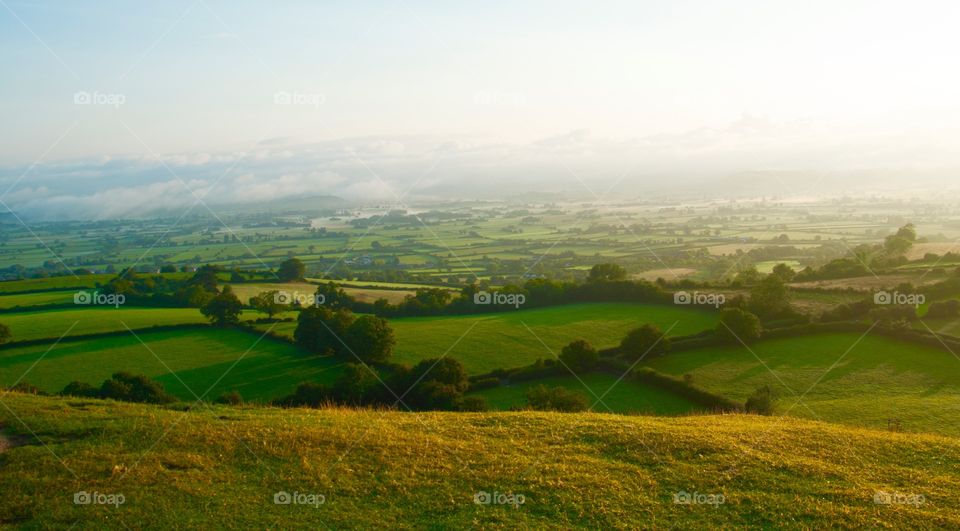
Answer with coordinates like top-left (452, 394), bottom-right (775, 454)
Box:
top-left (2, 0), bottom-right (960, 216)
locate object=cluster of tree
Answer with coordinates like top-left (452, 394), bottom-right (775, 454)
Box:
top-left (276, 357), bottom-right (485, 411)
top-left (525, 385), bottom-right (589, 412)
top-left (293, 306), bottom-right (395, 363)
top-left (59, 372), bottom-right (176, 404)
top-left (794, 224), bottom-right (918, 281)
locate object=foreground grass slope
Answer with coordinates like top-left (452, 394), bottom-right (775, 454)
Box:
top-left (0, 394), bottom-right (957, 528)
top-left (0, 329), bottom-right (343, 401)
top-left (647, 332), bottom-right (960, 437)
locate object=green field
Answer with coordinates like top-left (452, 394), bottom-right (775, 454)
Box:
top-left (0, 307), bottom-right (209, 342)
top-left (0, 290), bottom-right (75, 309)
top-left (0, 328), bottom-right (343, 401)
top-left (646, 332), bottom-right (960, 436)
top-left (1, 393), bottom-right (957, 528)
top-left (390, 303), bottom-right (719, 374)
top-left (471, 371), bottom-right (700, 415)
top-left (253, 303), bottom-right (719, 374)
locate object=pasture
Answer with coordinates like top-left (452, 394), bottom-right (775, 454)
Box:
top-left (0, 328), bottom-right (341, 401)
top-left (646, 332), bottom-right (960, 436)
top-left (471, 371), bottom-right (700, 415)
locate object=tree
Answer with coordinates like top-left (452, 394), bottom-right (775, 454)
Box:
top-left (526, 385), bottom-right (589, 412)
top-left (559, 339), bottom-right (598, 373)
top-left (315, 282), bottom-right (354, 308)
top-left (0, 322), bottom-right (11, 345)
top-left (189, 265), bottom-right (222, 292)
top-left (748, 274), bottom-right (792, 319)
top-left (201, 285), bottom-right (243, 326)
top-left (771, 263), bottom-right (796, 282)
top-left (716, 308), bottom-right (762, 343)
top-left (249, 290), bottom-right (287, 319)
top-left (345, 315), bottom-right (396, 363)
top-left (278, 257), bottom-right (306, 282)
top-left (884, 223), bottom-right (917, 255)
top-left (619, 324), bottom-right (670, 360)
top-left (733, 266), bottom-right (761, 285)
top-left (588, 263), bottom-right (627, 282)
top-left (333, 363), bottom-right (381, 405)
top-left (411, 358), bottom-right (469, 404)
top-left (98, 372), bottom-right (175, 404)
top-left (294, 306), bottom-right (355, 355)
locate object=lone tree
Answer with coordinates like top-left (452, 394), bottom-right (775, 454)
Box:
top-left (559, 339), bottom-right (599, 373)
top-left (201, 286), bottom-right (243, 326)
top-left (770, 263), bottom-right (797, 282)
top-left (716, 308), bottom-right (762, 343)
top-left (277, 257), bottom-right (306, 282)
top-left (249, 290), bottom-right (287, 319)
top-left (619, 324), bottom-right (670, 360)
top-left (345, 315), bottom-right (396, 363)
top-left (588, 263), bottom-right (627, 282)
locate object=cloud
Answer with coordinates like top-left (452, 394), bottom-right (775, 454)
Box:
top-left (4, 119), bottom-right (960, 219)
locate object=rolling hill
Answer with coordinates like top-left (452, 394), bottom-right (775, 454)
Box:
top-left (0, 393), bottom-right (956, 528)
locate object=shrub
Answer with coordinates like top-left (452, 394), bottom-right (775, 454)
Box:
top-left (619, 324), bottom-right (670, 360)
top-left (276, 382), bottom-right (333, 408)
top-left (745, 386), bottom-right (775, 415)
top-left (926, 299), bottom-right (960, 319)
top-left (99, 372), bottom-right (176, 404)
top-left (215, 391), bottom-right (243, 405)
top-left (7, 381), bottom-right (44, 395)
top-left (525, 385), bottom-right (589, 412)
top-left (559, 339), bottom-right (599, 373)
top-left (60, 381), bottom-right (98, 398)
top-left (455, 395), bottom-right (488, 412)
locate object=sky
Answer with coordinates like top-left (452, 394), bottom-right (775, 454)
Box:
top-left (2, 0), bottom-right (960, 217)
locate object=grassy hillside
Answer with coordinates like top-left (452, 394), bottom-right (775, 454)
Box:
top-left (470, 371), bottom-right (700, 415)
top-left (0, 328), bottom-right (342, 401)
top-left (646, 332), bottom-right (960, 436)
top-left (0, 393), bottom-right (957, 528)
